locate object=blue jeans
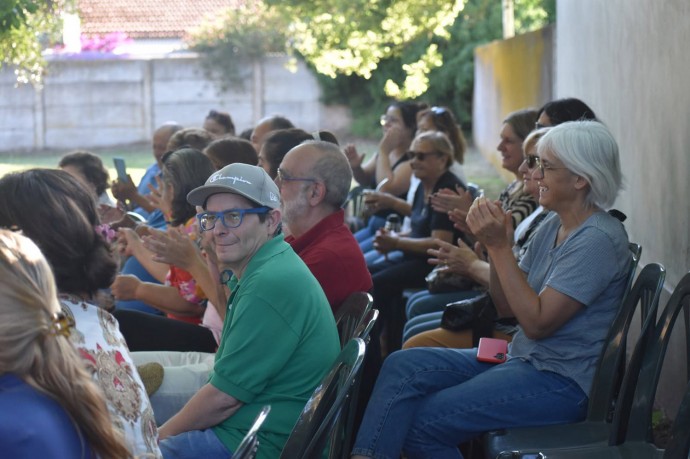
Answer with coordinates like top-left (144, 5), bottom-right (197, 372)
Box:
top-left (355, 215), bottom-right (386, 244)
top-left (352, 348), bottom-right (588, 459)
top-left (405, 290), bottom-right (482, 319)
top-left (160, 428), bottom-right (232, 459)
top-left (402, 311), bottom-right (444, 342)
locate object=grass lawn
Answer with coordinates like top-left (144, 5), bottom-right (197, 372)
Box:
top-left (0, 144), bottom-right (153, 192)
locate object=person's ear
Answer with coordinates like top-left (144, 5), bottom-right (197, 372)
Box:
top-left (573, 175), bottom-right (589, 191)
top-left (308, 181), bottom-right (326, 206)
top-left (266, 208), bottom-right (282, 234)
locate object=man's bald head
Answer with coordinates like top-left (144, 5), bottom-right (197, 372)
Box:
top-left (153, 122), bottom-right (183, 163)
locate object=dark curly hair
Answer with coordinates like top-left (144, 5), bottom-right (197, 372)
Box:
top-left (0, 169), bottom-right (117, 296)
top-left (160, 148), bottom-right (215, 226)
top-left (58, 150), bottom-right (110, 196)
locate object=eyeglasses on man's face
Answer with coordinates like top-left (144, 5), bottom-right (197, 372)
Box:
top-left (406, 150), bottom-right (442, 161)
top-left (197, 207), bottom-right (270, 232)
top-left (275, 168), bottom-right (318, 185)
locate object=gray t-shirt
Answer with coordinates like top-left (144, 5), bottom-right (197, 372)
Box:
top-left (509, 211), bottom-right (630, 395)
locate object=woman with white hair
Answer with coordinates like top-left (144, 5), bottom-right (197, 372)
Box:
top-left (351, 120), bottom-right (631, 459)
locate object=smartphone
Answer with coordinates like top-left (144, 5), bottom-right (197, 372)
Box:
top-left (113, 157), bottom-right (128, 182)
top-left (477, 337), bottom-right (508, 364)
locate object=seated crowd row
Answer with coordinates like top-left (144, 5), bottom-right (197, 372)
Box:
top-left (0, 99), bottom-right (651, 459)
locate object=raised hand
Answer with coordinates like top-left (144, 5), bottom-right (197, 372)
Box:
top-left (344, 143), bottom-right (366, 169)
top-left (466, 197), bottom-right (513, 250)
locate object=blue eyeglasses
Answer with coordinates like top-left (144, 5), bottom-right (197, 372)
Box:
top-left (197, 207), bottom-right (270, 232)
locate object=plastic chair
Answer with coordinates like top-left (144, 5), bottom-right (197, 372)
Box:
top-left (334, 292), bottom-right (373, 348)
top-left (343, 185), bottom-right (368, 232)
top-left (484, 262), bottom-right (666, 457)
top-left (354, 308), bottom-right (379, 344)
top-left (279, 338), bottom-right (366, 459)
top-left (501, 270), bottom-right (690, 459)
top-left (233, 405), bottom-right (271, 459)
top-left (329, 309), bottom-right (379, 459)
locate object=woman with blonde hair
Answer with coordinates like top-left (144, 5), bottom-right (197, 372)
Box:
top-left (0, 230), bottom-right (130, 459)
top-left (0, 169), bottom-right (161, 458)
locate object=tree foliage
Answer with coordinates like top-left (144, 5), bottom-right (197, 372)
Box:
top-left (0, 0), bottom-right (69, 85)
top-left (186, 3), bottom-right (290, 89)
top-left (300, 0), bottom-right (551, 136)
top-left (186, 0), bottom-right (553, 135)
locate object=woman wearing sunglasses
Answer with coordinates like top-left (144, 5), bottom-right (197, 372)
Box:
top-left (346, 101), bottom-right (426, 249)
top-left (352, 120), bottom-right (631, 459)
top-left (370, 130), bottom-right (466, 353)
top-left (360, 105), bottom-right (469, 266)
top-left (402, 128), bottom-right (551, 347)
top-left (403, 99), bottom-right (599, 346)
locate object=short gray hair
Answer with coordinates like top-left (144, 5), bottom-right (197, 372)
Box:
top-left (538, 120), bottom-right (622, 209)
top-left (303, 140), bottom-right (352, 209)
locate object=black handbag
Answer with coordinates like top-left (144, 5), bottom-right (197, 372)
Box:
top-left (425, 265), bottom-right (477, 294)
top-left (440, 292), bottom-right (497, 347)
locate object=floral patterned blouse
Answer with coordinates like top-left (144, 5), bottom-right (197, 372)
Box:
top-left (59, 294), bottom-right (162, 458)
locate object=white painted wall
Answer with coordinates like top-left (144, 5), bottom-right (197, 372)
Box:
top-left (556, 0), bottom-right (690, 418)
top-left (0, 54), bottom-right (350, 152)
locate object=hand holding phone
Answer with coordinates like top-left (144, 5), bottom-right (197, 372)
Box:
top-left (113, 157), bottom-right (128, 183)
top-left (477, 337), bottom-right (508, 364)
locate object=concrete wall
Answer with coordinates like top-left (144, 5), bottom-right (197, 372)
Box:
top-left (472, 26), bottom-right (554, 181)
top-left (0, 54), bottom-right (350, 152)
top-left (555, 0), bottom-right (690, 417)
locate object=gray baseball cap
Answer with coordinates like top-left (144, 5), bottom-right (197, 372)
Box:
top-left (187, 163), bottom-right (280, 209)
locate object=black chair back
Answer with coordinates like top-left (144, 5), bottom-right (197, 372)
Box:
top-left (329, 309), bottom-right (379, 459)
top-left (586, 262), bottom-right (665, 423)
top-left (663, 379), bottom-right (690, 458)
top-left (610, 270), bottom-right (690, 446)
top-left (334, 292), bottom-right (373, 348)
top-left (280, 338), bottom-right (366, 459)
top-left (233, 405), bottom-right (271, 459)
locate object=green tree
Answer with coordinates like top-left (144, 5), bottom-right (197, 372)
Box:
top-left (287, 0), bottom-right (554, 136)
top-left (187, 0), bottom-right (553, 135)
top-left (0, 0), bottom-right (69, 85)
top-left (186, 2), bottom-right (290, 89)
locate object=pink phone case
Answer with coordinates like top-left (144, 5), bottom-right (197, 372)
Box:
top-left (477, 337), bottom-right (508, 364)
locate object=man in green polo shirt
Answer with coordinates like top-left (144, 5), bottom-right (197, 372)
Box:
top-left (158, 163), bottom-right (340, 459)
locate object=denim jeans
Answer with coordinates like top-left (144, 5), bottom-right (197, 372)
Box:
top-left (402, 310), bottom-right (444, 342)
top-left (355, 215), bottom-right (386, 244)
top-left (160, 428), bottom-right (231, 459)
top-left (405, 290), bottom-right (482, 319)
top-left (352, 347), bottom-right (588, 459)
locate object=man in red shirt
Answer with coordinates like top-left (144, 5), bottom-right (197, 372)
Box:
top-left (278, 140), bottom-right (373, 314)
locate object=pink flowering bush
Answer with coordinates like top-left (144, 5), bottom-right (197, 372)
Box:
top-left (80, 32), bottom-right (132, 52)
